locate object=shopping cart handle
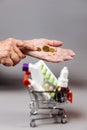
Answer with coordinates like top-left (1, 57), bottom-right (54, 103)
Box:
top-left (23, 71), bottom-right (31, 86)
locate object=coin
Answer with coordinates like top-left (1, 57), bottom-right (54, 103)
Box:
top-left (37, 45), bottom-right (55, 53)
top-left (42, 46), bottom-right (49, 52)
top-left (49, 47), bottom-right (55, 52)
top-left (36, 47), bottom-right (41, 51)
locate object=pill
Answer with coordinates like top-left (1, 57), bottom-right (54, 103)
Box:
top-left (50, 92), bottom-right (55, 98)
top-left (45, 72), bottom-right (51, 79)
top-left (42, 68), bottom-right (47, 74)
top-left (49, 86), bottom-right (53, 91)
top-left (44, 83), bottom-right (49, 90)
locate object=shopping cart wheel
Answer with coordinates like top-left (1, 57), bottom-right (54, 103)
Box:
top-left (30, 110), bottom-right (38, 115)
top-left (61, 114), bottom-right (67, 124)
top-left (30, 119), bottom-right (36, 127)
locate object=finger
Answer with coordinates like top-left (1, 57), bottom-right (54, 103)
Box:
top-left (56, 49), bottom-right (73, 61)
top-left (66, 49), bottom-right (76, 56)
top-left (13, 46), bottom-right (25, 59)
top-left (15, 40), bottom-right (25, 50)
top-left (61, 49), bottom-right (76, 59)
top-left (24, 42), bottom-right (36, 50)
top-left (46, 40), bottom-right (63, 47)
top-left (10, 49), bottom-right (21, 65)
top-left (0, 51), bottom-right (9, 59)
top-left (62, 55), bottom-right (73, 61)
top-left (16, 40), bottom-right (36, 51)
top-left (0, 58), bottom-right (13, 66)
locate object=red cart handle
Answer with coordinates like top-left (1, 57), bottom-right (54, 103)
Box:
top-left (23, 71), bottom-right (31, 86)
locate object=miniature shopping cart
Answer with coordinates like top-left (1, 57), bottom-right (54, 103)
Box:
top-left (22, 60), bottom-right (72, 127)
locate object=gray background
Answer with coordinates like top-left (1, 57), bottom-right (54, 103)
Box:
top-left (0, 0), bottom-right (87, 130)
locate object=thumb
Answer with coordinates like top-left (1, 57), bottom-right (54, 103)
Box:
top-left (47, 40), bottom-right (64, 47)
top-left (16, 40), bottom-right (36, 51)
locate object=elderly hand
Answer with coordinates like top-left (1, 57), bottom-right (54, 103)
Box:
top-left (24, 39), bottom-right (75, 62)
top-left (0, 38), bottom-right (35, 66)
top-left (0, 38), bottom-right (75, 66)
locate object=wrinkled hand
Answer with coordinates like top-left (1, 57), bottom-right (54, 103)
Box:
top-left (24, 39), bottom-right (75, 62)
top-left (0, 38), bottom-right (75, 66)
top-left (0, 38), bottom-right (35, 66)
